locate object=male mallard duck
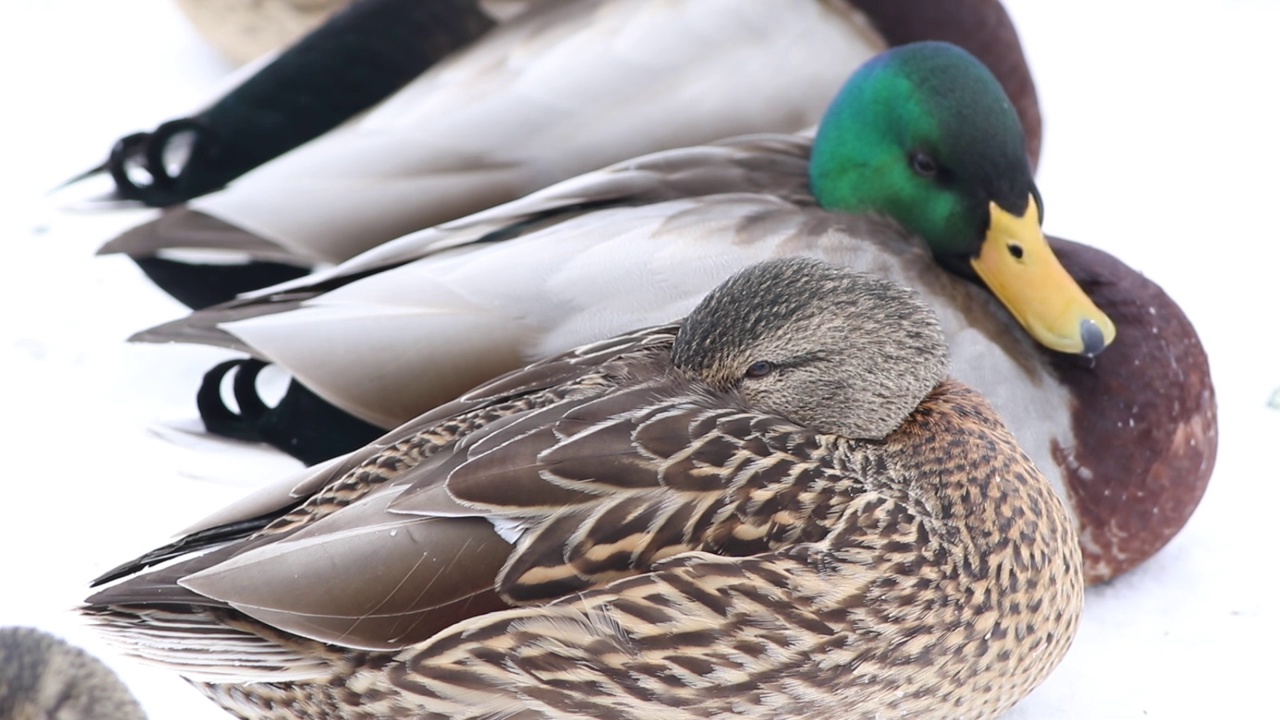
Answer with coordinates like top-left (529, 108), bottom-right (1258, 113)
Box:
top-left (139, 41), bottom-right (1216, 584)
top-left (85, 258), bottom-right (1084, 719)
top-left (0, 626), bottom-right (147, 720)
top-left (87, 0), bottom-right (1039, 308)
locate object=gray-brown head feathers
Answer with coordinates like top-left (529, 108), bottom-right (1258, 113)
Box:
top-left (0, 627), bottom-right (146, 720)
top-left (672, 257), bottom-right (949, 439)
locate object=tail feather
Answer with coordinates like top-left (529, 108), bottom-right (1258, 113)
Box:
top-left (82, 606), bottom-right (337, 684)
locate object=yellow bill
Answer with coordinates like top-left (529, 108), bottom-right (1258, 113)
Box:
top-left (971, 197), bottom-right (1116, 356)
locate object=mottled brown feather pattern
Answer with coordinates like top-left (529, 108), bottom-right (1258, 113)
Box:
top-left (179, 383), bottom-right (1079, 720)
top-left (258, 328), bottom-right (664, 538)
top-left (86, 261), bottom-right (1081, 719)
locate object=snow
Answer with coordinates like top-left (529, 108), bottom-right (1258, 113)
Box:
top-left (1, 1), bottom-right (1276, 717)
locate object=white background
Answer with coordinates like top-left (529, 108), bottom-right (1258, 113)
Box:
top-left (0, 1), bottom-right (1276, 717)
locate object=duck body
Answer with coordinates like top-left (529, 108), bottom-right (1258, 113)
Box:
top-left (93, 0), bottom-right (1039, 307)
top-left (85, 259), bottom-right (1083, 719)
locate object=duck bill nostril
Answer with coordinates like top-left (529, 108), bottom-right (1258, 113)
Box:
top-left (1079, 319), bottom-right (1109, 358)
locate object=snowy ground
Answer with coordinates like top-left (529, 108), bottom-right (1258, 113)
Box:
top-left (1, 1), bottom-right (1276, 717)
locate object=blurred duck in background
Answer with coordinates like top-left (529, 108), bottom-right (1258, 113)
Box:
top-left (68, 0), bottom-right (1040, 308)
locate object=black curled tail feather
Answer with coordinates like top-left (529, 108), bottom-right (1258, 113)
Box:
top-left (198, 359), bottom-right (385, 465)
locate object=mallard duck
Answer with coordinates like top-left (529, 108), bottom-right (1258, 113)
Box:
top-left (137, 41), bottom-right (1216, 584)
top-left (86, 0), bottom-right (1039, 308)
top-left (0, 626), bottom-right (147, 720)
top-left (85, 258), bottom-right (1083, 719)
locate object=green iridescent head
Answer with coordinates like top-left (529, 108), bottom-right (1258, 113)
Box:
top-left (810, 41), bottom-right (1036, 261)
top-left (809, 41), bottom-right (1115, 357)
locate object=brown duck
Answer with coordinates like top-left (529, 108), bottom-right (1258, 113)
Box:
top-left (85, 258), bottom-right (1083, 719)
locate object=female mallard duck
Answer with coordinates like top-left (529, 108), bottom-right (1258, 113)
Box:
top-left (87, 0), bottom-right (1039, 308)
top-left (0, 626), bottom-right (146, 720)
top-left (85, 258), bottom-right (1084, 719)
top-left (138, 41), bottom-right (1216, 584)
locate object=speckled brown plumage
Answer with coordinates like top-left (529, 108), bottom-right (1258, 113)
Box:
top-left (0, 627), bottom-right (146, 720)
top-left (85, 259), bottom-right (1081, 719)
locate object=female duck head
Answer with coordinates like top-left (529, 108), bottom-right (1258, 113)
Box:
top-left (809, 41), bottom-right (1115, 357)
top-left (672, 257), bottom-right (949, 440)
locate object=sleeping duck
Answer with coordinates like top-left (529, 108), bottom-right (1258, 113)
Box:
top-left (85, 257), bottom-right (1084, 720)
top-left (136, 41), bottom-right (1216, 584)
top-left (85, 0), bottom-right (1039, 308)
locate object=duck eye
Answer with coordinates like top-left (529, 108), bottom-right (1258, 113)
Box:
top-left (744, 361), bottom-right (774, 379)
top-left (909, 151), bottom-right (938, 178)
top-left (1008, 243), bottom-right (1024, 260)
